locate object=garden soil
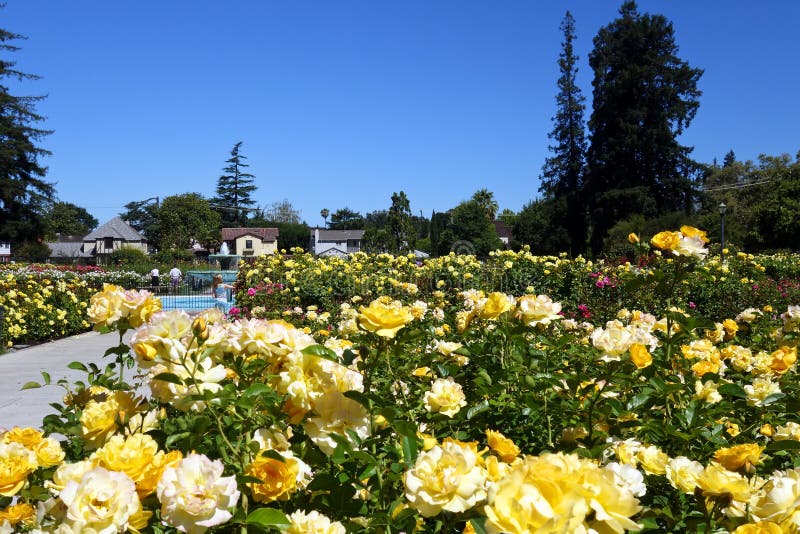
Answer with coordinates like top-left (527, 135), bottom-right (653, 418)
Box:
top-left (0, 330), bottom-right (133, 431)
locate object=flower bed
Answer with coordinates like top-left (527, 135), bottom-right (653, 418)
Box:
top-left (0, 265), bottom-right (151, 348)
top-left (1, 228), bottom-right (800, 532)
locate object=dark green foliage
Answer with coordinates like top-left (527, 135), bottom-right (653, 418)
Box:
top-left (0, 22), bottom-right (55, 245)
top-left (43, 201), bottom-right (98, 240)
top-left (513, 198), bottom-right (571, 256)
top-left (361, 227), bottom-right (393, 253)
top-left (585, 1), bottom-right (703, 254)
top-left (120, 198), bottom-right (161, 249)
top-left (388, 191), bottom-right (416, 253)
top-left (540, 11), bottom-right (588, 256)
top-left (437, 200), bottom-right (503, 257)
top-left (364, 209), bottom-right (388, 229)
top-left (471, 188), bottom-right (499, 222)
top-left (328, 207), bottom-right (364, 230)
top-left (214, 141), bottom-right (257, 226)
top-left (157, 193), bottom-right (221, 250)
top-left (106, 245), bottom-right (149, 267)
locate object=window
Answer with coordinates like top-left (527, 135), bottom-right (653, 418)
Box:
top-left (104, 237), bottom-right (114, 250)
top-left (245, 239), bottom-right (253, 249)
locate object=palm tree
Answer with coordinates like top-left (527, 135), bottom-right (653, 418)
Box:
top-left (320, 208), bottom-right (330, 228)
top-left (472, 188), bottom-right (499, 221)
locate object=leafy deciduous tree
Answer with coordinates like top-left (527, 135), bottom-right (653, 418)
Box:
top-left (157, 193), bottom-right (221, 251)
top-left (43, 201), bottom-right (98, 240)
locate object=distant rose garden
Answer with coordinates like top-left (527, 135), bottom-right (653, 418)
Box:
top-left (3, 228), bottom-right (800, 532)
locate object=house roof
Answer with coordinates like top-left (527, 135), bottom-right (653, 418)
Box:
top-left (47, 242), bottom-right (92, 258)
top-left (84, 217), bottom-right (146, 242)
top-left (221, 227), bottom-right (279, 242)
top-left (493, 220), bottom-right (513, 239)
top-left (314, 229), bottom-right (366, 242)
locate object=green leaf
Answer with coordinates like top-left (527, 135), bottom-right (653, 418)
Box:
top-left (242, 383), bottom-right (272, 398)
top-left (246, 508), bottom-right (291, 530)
top-left (402, 434), bottom-right (419, 466)
top-left (67, 361), bottom-right (88, 372)
top-left (301, 344), bottom-right (338, 362)
top-left (718, 383), bottom-right (747, 399)
top-left (765, 440), bottom-right (800, 452)
top-left (21, 381), bottom-right (41, 390)
top-left (466, 400), bottom-right (490, 420)
top-left (152, 372), bottom-right (184, 385)
top-left (41, 371), bottom-right (51, 384)
top-left (469, 517), bottom-right (488, 534)
top-left (165, 432), bottom-right (191, 448)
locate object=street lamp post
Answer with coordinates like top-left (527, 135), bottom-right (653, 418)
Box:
top-left (718, 202), bottom-right (727, 263)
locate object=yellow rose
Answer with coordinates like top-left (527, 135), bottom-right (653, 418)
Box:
top-left (0, 442), bottom-right (37, 497)
top-left (629, 343), bottom-right (652, 369)
top-left (680, 225), bottom-right (709, 243)
top-left (2, 427), bottom-right (43, 448)
top-left (733, 522), bottom-right (783, 534)
top-left (357, 299), bottom-right (413, 338)
top-left (636, 445), bottom-right (668, 475)
top-left (696, 463), bottom-right (752, 503)
top-left (722, 318), bottom-right (739, 339)
top-left (486, 429), bottom-right (520, 463)
top-left (87, 284), bottom-right (125, 329)
top-left (665, 456), bottom-right (704, 494)
top-left (423, 377), bottom-right (467, 417)
top-left (750, 468), bottom-right (800, 526)
top-left (0, 502), bottom-right (36, 527)
top-left (769, 346), bottom-right (797, 374)
top-left (417, 432), bottom-right (438, 451)
top-left (650, 231), bottom-right (682, 251)
top-left (59, 467), bottom-right (144, 533)
top-left (80, 390), bottom-right (143, 449)
top-left (627, 232), bottom-right (640, 244)
top-left (34, 437), bottom-right (65, 467)
top-left (713, 443), bottom-right (764, 473)
top-left (91, 433), bottom-right (178, 498)
top-left (403, 438), bottom-right (487, 517)
top-left (478, 292), bottom-right (513, 320)
top-left (286, 510), bottom-right (346, 534)
top-left (245, 451), bottom-right (311, 503)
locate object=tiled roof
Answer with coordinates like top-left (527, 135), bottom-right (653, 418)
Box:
top-left (84, 217), bottom-right (146, 242)
top-left (493, 220), bottom-right (512, 239)
top-left (221, 227), bottom-right (279, 242)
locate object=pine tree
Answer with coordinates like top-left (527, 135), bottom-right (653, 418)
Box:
top-left (215, 142), bottom-right (257, 226)
top-left (540, 11), bottom-right (588, 257)
top-left (585, 1), bottom-right (703, 254)
top-left (0, 23), bottom-right (55, 245)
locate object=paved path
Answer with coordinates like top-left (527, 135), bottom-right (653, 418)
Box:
top-left (0, 331), bottom-right (131, 431)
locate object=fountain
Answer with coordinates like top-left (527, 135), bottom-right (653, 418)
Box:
top-left (185, 242), bottom-right (241, 287)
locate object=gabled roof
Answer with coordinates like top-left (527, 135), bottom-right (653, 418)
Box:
top-left (493, 220), bottom-right (513, 239)
top-left (84, 217), bottom-right (146, 242)
top-left (47, 242), bottom-right (92, 258)
top-left (221, 227), bottom-right (279, 242)
top-left (314, 229), bottom-right (366, 242)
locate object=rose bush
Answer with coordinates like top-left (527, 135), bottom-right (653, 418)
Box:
top-left (1, 230), bottom-right (800, 532)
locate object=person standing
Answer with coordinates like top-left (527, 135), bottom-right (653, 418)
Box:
top-left (169, 265), bottom-right (182, 291)
top-left (150, 266), bottom-right (160, 288)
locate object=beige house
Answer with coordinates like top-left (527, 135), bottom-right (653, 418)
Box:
top-left (220, 227), bottom-right (279, 257)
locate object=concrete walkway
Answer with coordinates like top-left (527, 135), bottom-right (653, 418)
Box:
top-left (0, 331), bottom-right (131, 431)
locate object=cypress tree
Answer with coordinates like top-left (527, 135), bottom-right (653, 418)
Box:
top-left (540, 11), bottom-right (588, 257)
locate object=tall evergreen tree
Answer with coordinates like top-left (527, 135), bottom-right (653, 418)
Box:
top-left (388, 191), bottom-right (416, 252)
top-left (585, 1), bottom-right (703, 254)
top-left (0, 22), bottom-right (55, 245)
top-left (214, 141), bottom-right (257, 226)
top-left (540, 11), bottom-right (588, 257)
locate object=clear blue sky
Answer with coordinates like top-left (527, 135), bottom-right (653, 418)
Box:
top-left (5, 1), bottom-right (800, 227)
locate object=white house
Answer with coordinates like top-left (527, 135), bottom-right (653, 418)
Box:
top-left (0, 242), bottom-right (10, 263)
top-left (46, 217), bottom-right (147, 263)
top-left (309, 228), bottom-right (365, 256)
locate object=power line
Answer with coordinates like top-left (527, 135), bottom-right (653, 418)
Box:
top-left (702, 179), bottom-right (773, 192)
